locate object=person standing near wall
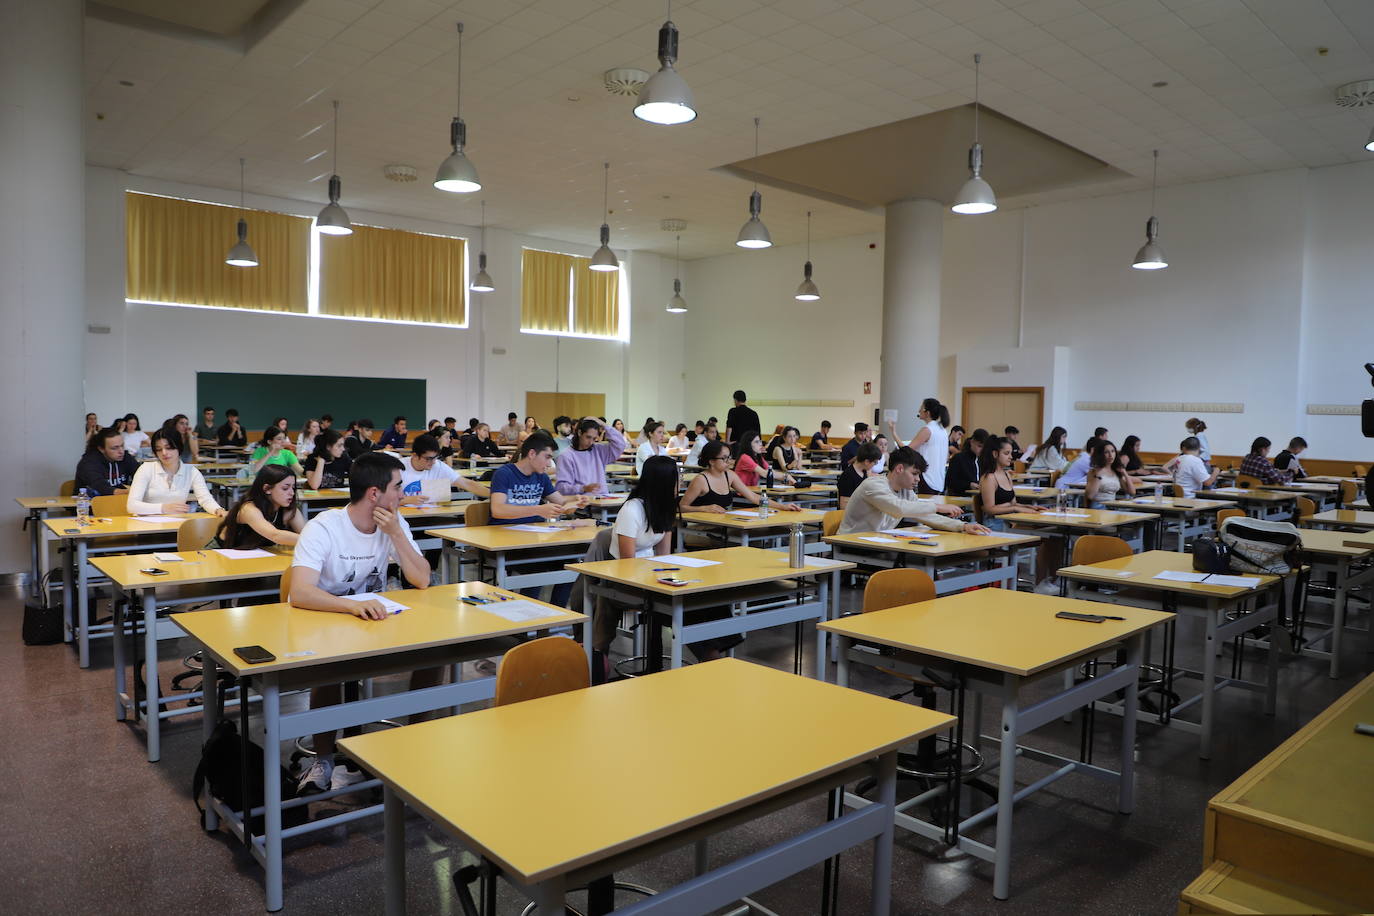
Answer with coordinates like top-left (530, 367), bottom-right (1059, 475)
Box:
top-left (888, 397), bottom-right (951, 494)
top-left (725, 390), bottom-right (761, 446)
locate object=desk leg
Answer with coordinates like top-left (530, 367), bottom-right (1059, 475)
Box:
top-left (112, 590), bottom-right (128, 720)
top-left (143, 589), bottom-right (161, 762)
top-left (27, 511), bottom-right (41, 593)
top-left (1200, 609), bottom-right (1218, 760)
top-left (993, 676), bottom-right (1021, 900)
top-left (583, 578), bottom-right (595, 681)
top-left (1266, 596), bottom-right (1279, 715)
top-left (263, 676), bottom-right (284, 912)
top-left (670, 598), bottom-right (683, 669)
top-left (816, 574), bottom-right (831, 681)
top-left (202, 651), bottom-right (221, 832)
top-left (77, 539), bottom-right (91, 668)
top-left (494, 552), bottom-right (506, 591)
top-left (1330, 561), bottom-right (1348, 679)
top-left (836, 635), bottom-right (850, 687)
top-left (440, 542), bottom-right (451, 585)
top-left (870, 750), bottom-right (897, 916)
top-left (1118, 634), bottom-right (1141, 814)
top-left (384, 786), bottom-right (407, 916)
top-left (528, 878), bottom-right (566, 916)
top-left (740, 529), bottom-right (751, 547)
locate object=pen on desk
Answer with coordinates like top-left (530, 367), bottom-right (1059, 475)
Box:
top-left (652, 567), bottom-right (680, 572)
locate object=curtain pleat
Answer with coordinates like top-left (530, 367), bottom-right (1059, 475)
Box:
top-left (319, 224), bottom-right (466, 324)
top-left (571, 255), bottom-right (620, 338)
top-left (520, 248), bottom-right (573, 333)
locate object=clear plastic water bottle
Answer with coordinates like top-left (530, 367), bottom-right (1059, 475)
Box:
top-left (759, 489), bottom-right (769, 518)
top-left (1054, 488), bottom-right (1065, 513)
top-left (76, 488), bottom-right (91, 522)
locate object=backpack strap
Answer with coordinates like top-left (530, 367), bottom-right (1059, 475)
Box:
top-left (192, 757), bottom-right (210, 830)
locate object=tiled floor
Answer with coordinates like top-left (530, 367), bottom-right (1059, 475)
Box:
top-left (0, 581), bottom-right (1365, 915)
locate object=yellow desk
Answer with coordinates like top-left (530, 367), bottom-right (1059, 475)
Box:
top-left (431, 522), bottom-right (598, 591)
top-left (1304, 508), bottom-right (1374, 532)
top-left (41, 513), bottom-right (217, 668)
top-left (343, 658), bottom-right (953, 916)
top-left (1290, 529), bottom-right (1374, 678)
top-left (823, 528), bottom-right (1041, 593)
top-left (174, 581), bottom-right (585, 912)
top-left (746, 482), bottom-right (839, 508)
top-left (568, 545), bottom-right (855, 672)
top-left (91, 547), bottom-right (291, 761)
top-left (678, 506), bottom-right (828, 552)
top-left (1196, 487), bottom-right (1297, 520)
top-left (820, 589), bottom-right (1172, 900)
top-left (1103, 495), bottom-right (1231, 552)
top-left (583, 495), bottom-right (626, 524)
top-left (1057, 550), bottom-right (1282, 759)
top-left (1000, 506), bottom-right (1159, 552)
top-left (15, 494), bottom-right (78, 589)
top-left (1259, 480), bottom-right (1340, 509)
top-left (963, 485), bottom-right (1058, 505)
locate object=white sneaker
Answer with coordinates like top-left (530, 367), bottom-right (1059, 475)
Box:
top-left (296, 756), bottom-right (333, 795)
top-left (330, 761), bottom-right (368, 792)
top-left (1034, 579), bottom-right (1061, 596)
top-left (473, 658), bottom-right (497, 676)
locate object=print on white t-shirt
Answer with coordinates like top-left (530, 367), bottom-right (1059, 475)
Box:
top-left (292, 507), bottom-right (417, 596)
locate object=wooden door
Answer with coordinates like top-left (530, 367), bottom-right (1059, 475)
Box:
top-left (525, 392), bottom-right (606, 426)
top-left (960, 387), bottom-right (1043, 444)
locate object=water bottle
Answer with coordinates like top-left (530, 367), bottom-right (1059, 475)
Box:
top-left (759, 489), bottom-right (769, 518)
top-left (1155, 482), bottom-right (1166, 504)
top-left (766, 467), bottom-right (775, 489)
top-left (1054, 488), bottom-right (1065, 513)
top-left (76, 488), bottom-right (91, 522)
top-left (788, 523), bottom-right (804, 568)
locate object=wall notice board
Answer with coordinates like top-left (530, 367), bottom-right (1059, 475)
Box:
top-left (196, 372), bottom-right (426, 432)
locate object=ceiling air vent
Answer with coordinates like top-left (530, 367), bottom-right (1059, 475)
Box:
top-left (604, 68), bottom-right (649, 97)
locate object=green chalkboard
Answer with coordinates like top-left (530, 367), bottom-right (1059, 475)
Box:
top-left (196, 372), bottom-right (426, 433)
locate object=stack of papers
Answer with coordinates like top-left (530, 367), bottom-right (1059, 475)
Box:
top-left (343, 594), bottom-right (409, 615)
top-left (151, 553), bottom-right (184, 562)
top-left (505, 524), bottom-right (566, 533)
top-left (658, 554), bottom-right (721, 567)
top-left (727, 509), bottom-right (766, 517)
top-left (130, 515), bottom-right (185, 524)
top-left (214, 548), bottom-right (275, 560)
top-left (479, 599), bottom-right (567, 623)
top-left (1152, 570), bottom-right (1262, 587)
top-left (858, 536), bottom-right (901, 544)
top-left (1044, 511), bottom-right (1091, 518)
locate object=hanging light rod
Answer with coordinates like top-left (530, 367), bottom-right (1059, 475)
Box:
top-left (316, 100), bottom-right (353, 235)
top-left (1131, 149), bottom-right (1168, 270)
top-left (667, 232), bottom-right (687, 313)
top-left (634, 0), bottom-right (696, 125)
top-left (590, 161), bottom-right (620, 272)
top-left (794, 211), bottom-right (820, 301)
top-left (226, 157), bottom-right (258, 267)
top-left (471, 200), bottom-right (495, 292)
top-left (435, 22), bottom-right (481, 193)
top-left (951, 52), bottom-right (997, 215)
top-left (736, 117), bottom-right (772, 249)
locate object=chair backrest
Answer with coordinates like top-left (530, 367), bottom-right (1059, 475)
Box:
top-left (1293, 496), bottom-right (1316, 521)
top-left (862, 568), bottom-right (936, 613)
top-left (1071, 534), bottom-right (1132, 566)
top-left (58, 479), bottom-right (77, 497)
top-left (1048, 470), bottom-right (1062, 489)
top-left (1354, 465), bottom-right (1368, 477)
top-left (465, 500), bottom-right (491, 527)
top-left (1216, 507), bottom-right (1245, 526)
top-left (494, 636), bottom-right (589, 707)
top-left (1236, 474), bottom-right (1262, 490)
top-left (177, 516), bottom-right (221, 551)
top-left (822, 509), bottom-right (844, 537)
top-left (1012, 460), bottom-right (1027, 474)
top-left (1339, 480), bottom-right (1358, 507)
top-left (279, 565), bottom-right (293, 603)
top-left (1171, 483), bottom-right (1185, 499)
top-left (92, 494), bottom-right (129, 517)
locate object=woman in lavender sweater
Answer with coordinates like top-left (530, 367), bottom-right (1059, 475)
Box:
top-left (552, 417), bottom-right (627, 498)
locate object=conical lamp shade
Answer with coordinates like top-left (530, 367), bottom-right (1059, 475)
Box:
top-left (635, 64), bottom-right (696, 125)
top-left (226, 218), bottom-right (258, 267)
top-left (470, 267), bottom-right (495, 292)
top-left (435, 148), bottom-right (481, 192)
top-left (952, 175), bottom-right (997, 214)
top-left (1131, 240), bottom-right (1168, 270)
top-left (590, 244), bottom-right (619, 271)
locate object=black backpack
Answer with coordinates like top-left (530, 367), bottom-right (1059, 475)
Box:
top-left (193, 718), bottom-right (309, 835)
top-left (1191, 536), bottom-right (1232, 573)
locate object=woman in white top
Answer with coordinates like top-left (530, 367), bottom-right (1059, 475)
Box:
top-left (1084, 439), bottom-right (1136, 509)
top-left (296, 418), bottom-right (322, 458)
top-left (121, 413), bottom-right (150, 455)
top-left (635, 420), bottom-right (668, 474)
top-left (888, 398), bottom-right (950, 494)
top-left (668, 423), bottom-right (690, 450)
top-left (127, 429), bottom-right (225, 516)
top-left (1028, 426), bottom-right (1069, 473)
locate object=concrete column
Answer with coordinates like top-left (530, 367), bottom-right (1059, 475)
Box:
top-left (880, 198), bottom-right (943, 441)
top-left (0, 0), bottom-right (86, 575)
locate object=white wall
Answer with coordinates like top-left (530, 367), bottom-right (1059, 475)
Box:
top-left (954, 346), bottom-right (1070, 437)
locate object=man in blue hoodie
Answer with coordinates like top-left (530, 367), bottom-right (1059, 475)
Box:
top-left (74, 427), bottom-right (140, 495)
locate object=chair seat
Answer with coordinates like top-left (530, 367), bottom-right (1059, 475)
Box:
top-left (876, 666), bottom-right (935, 688)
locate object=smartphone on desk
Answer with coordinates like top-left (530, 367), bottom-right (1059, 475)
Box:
top-left (1055, 610), bottom-right (1105, 623)
top-left (233, 645), bottom-right (276, 664)
top-left (139, 567), bottom-right (170, 576)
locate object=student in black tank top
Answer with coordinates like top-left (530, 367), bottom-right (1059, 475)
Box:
top-left (679, 440), bottom-right (800, 514)
top-left (977, 436), bottom-right (1046, 531)
top-left (215, 465), bottom-right (305, 549)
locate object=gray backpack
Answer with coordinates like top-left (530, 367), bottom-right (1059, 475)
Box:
top-left (1218, 516), bottom-right (1300, 575)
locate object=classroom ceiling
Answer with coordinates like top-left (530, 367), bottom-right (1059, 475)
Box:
top-left (84, 0), bottom-right (1374, 259)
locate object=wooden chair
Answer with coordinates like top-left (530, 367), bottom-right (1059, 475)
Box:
top-left (863, 567), bottom-right (936, 612)
top-left (1071, 535), bottom-right (1131, 566)
top-left (176, 516), bottom-right (221, 551)
top-left (1216, 507), bottom-right (1245, 527)
top-left (1339, 480), bottom-right (1358, 509)
top-left (1171, 483), bottom-right (1185, 499)
top-left (1293, 496), bottom-right (1316, 523)
top-left (1012, 460), bottom-right (1027, 474)
top-left (92, 494), bottom-right (129, 517)
top-left (58, 479), bottom-right (77, 497)
top-left (279, 565), bottom-right (293, 603)
top-left (494, 636), bottom-right (589, 706)
top-left (1235, 474), bottom-right (1262, 490)
top-left (822, 509), bottom-right (844, 538)
top-left (1354, 465), bottom-right (1368, 478)
top-left (464, 500), bottom-right (491, 527)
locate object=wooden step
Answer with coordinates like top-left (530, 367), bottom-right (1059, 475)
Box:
top-left (1179, 861), bottom-right (1361, 914)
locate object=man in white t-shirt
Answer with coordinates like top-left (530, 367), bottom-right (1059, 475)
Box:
top-left (1170, 436), bottom-right (1218, 498)
top-left (290, 451), bottom-right (438, 795)
top-left (397, 433), bottom-right (490, 505)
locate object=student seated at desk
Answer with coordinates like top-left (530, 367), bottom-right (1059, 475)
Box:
top-left (809, 420), bottom-right (839, 451)
top-left (304, 430), bottom-right (352, 489)
top-left (978, 436), bottom-right (1045, 529)
top-left (554, 417), bottom-right (626, 498)
top-left (686, 423), bottom-right (719, 468)
top-left (1058, 437), bottom-right (1100, 489)
top-left (84, 412), bottom-right (99, 442)
top-left (1084, 439), bottom-right (1136, 508)
top-left (296, 418), bottom-right (322, 459)
top-left (1119, 435), bottom-right (1150, 477)
top-left (433, 427), bottom-right (457, 461)
top-left (943, 428), bottom-right (987, 497)
top-left (161, 414), bottom-right (199, 464)
top-left (1168, 436), bottom-right (1218, 498)
top-left (497, 412), bottom-right (522, 444)
top-left (216, 465), bottom-right (304, 548)
top-left (194, 406), bottom-right (218, 444)
top-left (216, 409), bottom-right (246, 448)
top-left (1003, 426), bottom-right (1023, 461)
top-left (1273, 437), bottom-right (1308, 480)
top-left (947, 425), bottom-right (965, 460)
top-left (398, 433), bottom-right (489, 504)
top-left (121, 413), bottom-right (150, 456)
top-left (668, 423), bottom-right (690, 450)
top-left (345, 418), bottom-right (376, 459)
top-left (679, 440), bottom-right (801, 514)
top-left (550, 416), bottom-right (574, 456)
top-left (733, 430), bottom-right (796, 487)
top-left (1241, 436), bottom-right (1294, 484)
top-left (838, 442), bottom-right (880, 509)
top-left (462, 422), bottom-right (504, 459)
top-left (770, 426), bottom-right (805, 473)
top-left (376, 416), bottom-right (408, 451)
top-left (127, 430), bottom-right (225, 516)
top-left (491, 433), bottom-right (589, 604)
top-left (635, 420), bottom-right (669, 474)
top-left (837, 447), bottom-right (985, 535)
top-left (516, 416), bottom-right (540, 445)
top-left (249, 428), bottom-right (305, 477)
top-left (840, 422), bottom-right (873, 467)
top-left (1028, 426), bottom-right (1069, 473)
top-left (75, 426), bottom-right (140, 496)
top-left (290, 452), bottom-right (438, 795)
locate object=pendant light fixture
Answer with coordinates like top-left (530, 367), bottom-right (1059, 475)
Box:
top-left (794, 211), bottom-right (820, 301)
top-left (225, 157), bottom-right (258, 267)
top-left (1364, 125), bottom-right (1374, 152)
top-left (951, 53), bottom-right (998, 215)
top-left (470, 200), bottom-right (494, 292)
top-left (434, 22), bottom-right (481, 193)
top-left (1131, 149), bottom-right (1168, 270)
top-left (666, 234), bottom-right (687, 313)
top-left (316, 100), bottom-right (352, 235)
top-left (589, 161), bottom-right (619, 272)
top-left (634, 0), bottom-right (696, 125)
top-left (736, 117), bottom-right (772, 249)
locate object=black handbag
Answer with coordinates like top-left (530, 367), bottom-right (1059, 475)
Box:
top-left (1191, 536), bottom-right (1232, 574)
top-left (22, 571), bottom-right (64, 646)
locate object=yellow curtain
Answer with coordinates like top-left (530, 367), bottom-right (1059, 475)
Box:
top-left (571, 255), bottom-right (620, 338)
top-left (125, 192), bottom-right (309, 312)
top-left (520, 248), bottom-right (573, 333)
top-left (319, 224), bottom-right (466, 324)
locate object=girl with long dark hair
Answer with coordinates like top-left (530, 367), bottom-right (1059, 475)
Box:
top-left (216, 465), bottom-right (305, 548)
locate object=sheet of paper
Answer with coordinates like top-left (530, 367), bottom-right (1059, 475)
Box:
top-left (1205, 574), bottom-right (1263, 588)
top-left (129, 515), bottom-right (186, 524)
top-left (1044, 511), bottom-right (1091, 518)
top-left (1209, 487), bottom-right (1245, 494)
top-left (802, 556), bottom-right (845, 568)
top-left (325, 488), bottom-right (351, 493)
top-left (151, 553), bottom-right (184, 562)
top-left (659, 554), bottom-right (722, 567)
top-left (479, 599), bottom-right (568, 623)
top-left (1153, 570), bottom-right (1210, 583)
top-left (726, 509), bottom-right (765, 517)
top-left (342, 593), bottom-right (409, 615)
top-left (214, 548), bottom-right (275, 560)
top-left (858, 536), bottom-right (901, 544)
top-left (505, 524), bottom-right (561, 532)
top-left (882, 409), bottom-right (898, 423)
top-left (981, 531), bottom-right (1027, 540)
top-left (889, 529), bottom-right (935, 539)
